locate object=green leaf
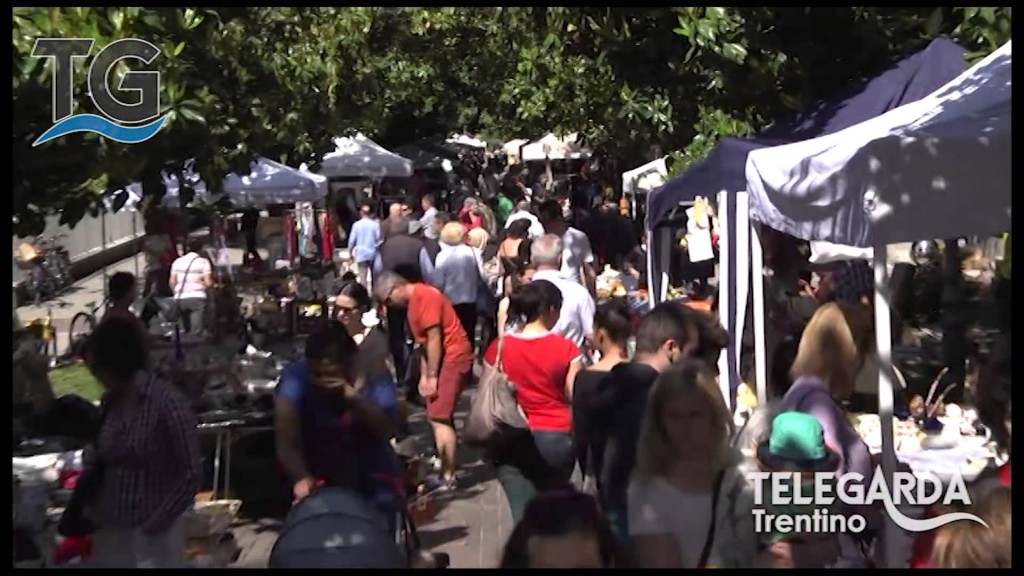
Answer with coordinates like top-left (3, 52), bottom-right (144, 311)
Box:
top-left (173, 42), bottom-right (185, 57)
top-left (721, 42), bottom-right (747, 64)
top-left (179, 107), bottom-right (206, 125)
top-left (141, 13), bottom-right (163, 30)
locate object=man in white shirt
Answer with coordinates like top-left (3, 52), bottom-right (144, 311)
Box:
top-left (537, 200), bottom-right (596, 297)
top-left (419, 194), bottom-right (439, 240)
top-left (504, 201), bottom-right (545, 239)
top-left (530, 234), bottom-right (595, 350)
top-left (169, 238), bottom-right (214, 336)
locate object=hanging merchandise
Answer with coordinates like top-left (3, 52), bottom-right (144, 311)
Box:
top-left (283, 212), bottom-right (296, 264)
top-left (297, 203), bottom-right (317, 259)
top-left (321, 210), bottom-right (336, 262)
top-left (685, 196), bottom-right (716, 263)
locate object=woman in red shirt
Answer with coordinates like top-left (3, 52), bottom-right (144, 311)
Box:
top-left (484, 280), bottom-right (584, 522)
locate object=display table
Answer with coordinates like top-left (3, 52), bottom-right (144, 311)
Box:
top-left (196, 420), bottom-right (274, 500)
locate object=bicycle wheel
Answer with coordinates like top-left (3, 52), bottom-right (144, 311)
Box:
top-left (67, 312), bottom-right (97, 357)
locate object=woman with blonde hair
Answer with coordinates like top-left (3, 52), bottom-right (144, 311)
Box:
top-left (929, 485), bottom-right (1011, 568)
top-left (433, 222), bottom-right (484, 344)
top-left (628, 358), bottom-right (756, 568)
top-left (777, 301), bottom-right (876, 567)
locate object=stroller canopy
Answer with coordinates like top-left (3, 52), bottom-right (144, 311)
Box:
top-left (269, 488), bottom-right (406, 569)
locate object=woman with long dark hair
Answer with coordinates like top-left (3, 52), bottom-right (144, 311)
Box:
top-left (482, 280), bottom-right (583, 522)
top-left (334, 281), bottom-right (397, 426)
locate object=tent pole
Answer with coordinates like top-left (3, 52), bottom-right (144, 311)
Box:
top-left (732, 192), bottom-right (751, 411)
top-left (873, 241), bottom-right (901, 568)
top-left (715, 191), bottom-right (731, 409)
top-left (645, 229), bottom-right (657, 311)
top-left (750, 220), bottom-right (768, 406)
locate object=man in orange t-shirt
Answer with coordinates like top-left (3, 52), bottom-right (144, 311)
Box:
top-left (373, 272), bottom-right (473, 490)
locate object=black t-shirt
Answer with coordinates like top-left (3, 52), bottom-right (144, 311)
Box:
top-left (572, 368), bottom-right (612, 479)
top-left (588, 362), bottom-right (660, 514)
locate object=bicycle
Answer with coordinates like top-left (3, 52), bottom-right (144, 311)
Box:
top-left (36, 233), bottom-right (73, 289)
top-left (66, 299), bottom-right (107, 359)
top-left (15, 233), bottom-right (72, 305)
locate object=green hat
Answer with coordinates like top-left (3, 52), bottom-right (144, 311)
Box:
top-left (756, 411), bottom-right (841, 472)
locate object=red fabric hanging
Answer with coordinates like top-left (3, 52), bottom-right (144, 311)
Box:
top-left (284, 213), bottom-right (296, 262)
top-left (321, 211), bottom-right (336, 260)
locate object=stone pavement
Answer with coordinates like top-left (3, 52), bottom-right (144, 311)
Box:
top-left (228, 386), bottom-right (514, 569)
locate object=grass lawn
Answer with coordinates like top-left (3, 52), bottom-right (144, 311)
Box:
top-left (49, 363), bottom-right (103, 403)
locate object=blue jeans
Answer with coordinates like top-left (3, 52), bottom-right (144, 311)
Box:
top-left (531, 431), bottom-right (575, 484)
top-left (494, 430), bottom-right (574, 523)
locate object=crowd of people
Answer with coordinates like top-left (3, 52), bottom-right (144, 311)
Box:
top-left (319, 181), bottom-right (1011, 569)
top-left (38, 168), bottom-right (1009, 569)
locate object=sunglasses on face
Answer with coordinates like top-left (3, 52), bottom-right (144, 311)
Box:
top-left (335, 305), bottom-right (359, 316)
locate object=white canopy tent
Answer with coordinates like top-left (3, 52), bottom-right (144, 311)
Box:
top-left (223, 157), bottom-right (328, 207)
top-left (521, 133), bottom-right (591, 162)
top-left (126, 157), bottom-right (329, 209)
top-left (446, 134), bottom-right (487, 148)
top-left (319, 133), bottom-right (414, 179)
top-left (123, 161), bottom-right (218, 209)
top-left (502, 138), bottom-right (530, 164)
top-left (622, 157), bottom-right (668, 196)
top-left (623, 157), bottom-right (668, 220)
top-left (743, 41), bottom-right (1011, 568)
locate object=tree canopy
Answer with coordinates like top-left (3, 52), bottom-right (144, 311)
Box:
top-left (12, 7), bottom-right (1011, 235)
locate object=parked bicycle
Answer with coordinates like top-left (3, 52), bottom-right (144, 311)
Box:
top-left (66, 299), bottom-right (107, 360)
top-left (15, 233), bottom-right (73, 305)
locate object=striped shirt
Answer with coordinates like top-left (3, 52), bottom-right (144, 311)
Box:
top-left (89, 371), bottom-right (201, 535)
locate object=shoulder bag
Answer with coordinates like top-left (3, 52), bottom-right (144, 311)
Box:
top-left (464, 336), bottom-right (528, 446)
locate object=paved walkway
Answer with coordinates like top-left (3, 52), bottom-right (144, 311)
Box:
top-left (228, 388), bottom-right (514, 569)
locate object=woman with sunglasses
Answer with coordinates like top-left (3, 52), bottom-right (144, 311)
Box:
top-left (334, 281), bottom-right (398, 428)
top-left (274, 322), bottom-right (399, 524)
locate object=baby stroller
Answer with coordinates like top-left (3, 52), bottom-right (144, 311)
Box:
top-left (269, 485), bottom-right (447, 569)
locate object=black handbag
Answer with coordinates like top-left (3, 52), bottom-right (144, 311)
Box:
top-left (56, 402), bottom-right (109, 538)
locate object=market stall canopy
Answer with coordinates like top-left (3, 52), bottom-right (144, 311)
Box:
top-left (319, 133), bottom-right (414, 179)
top-left (502, 138), bottom-right (530, 163)
top-left (521, 133), bottom-right (592, 162)
top-left (646, 38), bottom-right (967, 228)
top-left (745, 41), bottom-right (1011, 248)
top-left (224, 157), bottom-right (328, 207)
top-left (622, 157), bottom-right (668, 196)
top-left (121, 159), bottom-right (220, 209)
top-left (446, 134), bottom-right (487, 148)
top-left (393, 144), bottom-right (449, 171)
